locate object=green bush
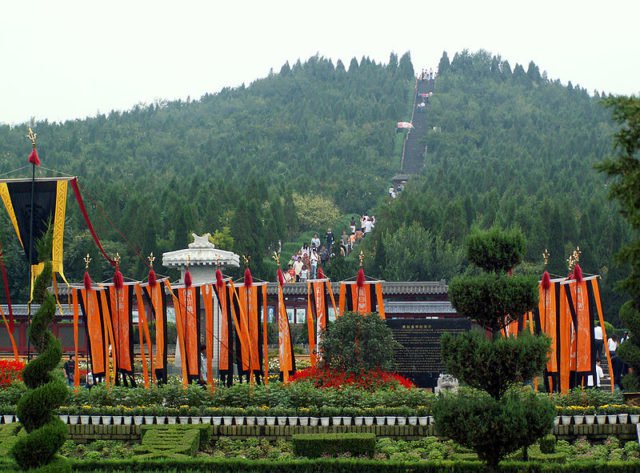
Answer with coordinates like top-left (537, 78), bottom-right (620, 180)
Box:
top-left (319, 311), bottom-right (400, 373)
top-left (539, 434), bottom-right (556, 454)
top-left (448, 274), bottom-right (538, 333)
top-left (292, 433), bottom-right (376, 458)
top-left (466, 227), bottom-right (526, 273)
top-left (441, 330), bottom-right (550, 399)
top-left (433, 388), bottom-right (555, 468)
top-left (10, 241), bottom-right (69, 471)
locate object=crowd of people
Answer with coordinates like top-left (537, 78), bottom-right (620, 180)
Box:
top-left (284, 215), bottom-right (376, 282)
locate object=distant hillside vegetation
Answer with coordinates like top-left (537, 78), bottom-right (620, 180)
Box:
top-left (366, 50), bottom-right (628, 323)
top-left (0, 53), bottom-right (415, 294)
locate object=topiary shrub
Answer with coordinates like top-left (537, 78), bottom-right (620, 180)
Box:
top-left (434, 227), bottom-right (554, 470)
top-left (319, 311), bottom-right (399, 373)
top-left (10, 232), bottom-right (69, 472)
top-left (292, 433), bottom-right (376, 458)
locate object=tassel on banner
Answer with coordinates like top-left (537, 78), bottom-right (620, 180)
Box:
top-left (574, 264), bottom-right (583, 282)
top-left (317, 267), bottom-right (325, 280)
top-left (356, 268), bottom-right (365, 288)
top-left (216, 268), bottom-right (224, 289)
top-left (244, 267), bottom-right (253, 288)
top-left (148, 268), bottom-right (157, 288)
top-left (113, 267), bottom-right (124, 289)
top-left (184, 269), bottom-right (192, 288)
top-left (541, 271), bottom-right (551, 291)
top-left (277, 268), bottom-right (285, 287)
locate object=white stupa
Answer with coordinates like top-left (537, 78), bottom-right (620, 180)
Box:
top-left (162, 233), bottom-right (240, 284)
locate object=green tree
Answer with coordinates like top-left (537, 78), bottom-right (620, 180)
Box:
top-left (11, 230), bottom-right (70, 471)
top-left (433, 227), bottom-right (554, 470)
top-left (596, 96), bottom-right (640, 390)
top-left (320, 311), bottom-right (399, 373)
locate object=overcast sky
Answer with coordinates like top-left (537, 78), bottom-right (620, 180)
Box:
top-left (1, 0), bottom-right (638, 125)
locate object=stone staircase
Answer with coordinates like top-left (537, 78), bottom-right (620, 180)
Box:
top-left (400, 78), bottom-right (433, 175)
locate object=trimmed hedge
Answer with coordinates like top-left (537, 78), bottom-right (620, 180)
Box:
top-left (292, 433), bottom-right (376, 458)
top-left (136, 425), bottom-right (210, 458)
top-left (67, 458), bottom-right (640, 472)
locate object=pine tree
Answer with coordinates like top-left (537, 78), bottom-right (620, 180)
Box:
top-left (596, 96), bottom-right (640, 389)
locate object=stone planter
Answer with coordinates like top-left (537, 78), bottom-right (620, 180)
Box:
top-left (386, 416), bottom-right (397, 426)
top-left (585, 415), bottom-right (595, 425)
top-left (354, 417), bottom-right (364, 426)
top-left (4, 414), bottom-right (15, 424)
top-left (245, 416), bottom-right (256, 426)
top-left (320, 417), bottom-right (330, 427)
top-left (573, 415), bottom-right (584, 425)
top-left (619, 413), bottom-right (629, 424)
top-left (287, 416), bottom-right (298, 426)
top-left (332, 416), bottom-right (342, 426)
top-left (299, 417), bottom-right (310, 426)
top-left (123, 416), bottom-right (132, 425)
top-left (607, 414), bottom-right (618, 424)
top-left (277, 416), bottom-right (288, 426)
top-left (364, 417), bottom-right (374, 426)
top-left (91, 415), bottom-right (101, 425)
top-left (133, 416), bottom-right (144, 425)
top-left (375, 416), bottom-right (386, 425)
top-left (342, 416), bottom-right (352, 426)
top-left (223, 416), bottom-right (233, 425)
top-left (553, 417), bottom-right (559, 426)
top-left (69, 415), bottom-right (79, 425)
top-left (560, 415), bottom-right (572, 425)
top-left (191, 417), bottom-right (202, 424)
top-left (201, 416), bottom-right (212, 425)
top-left (166, 416), bottom-right (177, 425)
top-left (212, 417), bottom-right (222, 426)
top-left (80, 415), bottom-right (90, 425)
top-left (596, 415), bottom-right (607, 425)
top-left (418, 417), bottom-right (428, 426)
top-left (256, 417), bottom-right (265, 426)
top-left (155, 416), bottom-right (167, 425)
top-left (408, 416), bottom-right (418, 426)
top-left (265, 417), bottom-right (276, 426)
top-left (309, 417), bottom-right (319, 427)
top-left (144, 416), bottom-right (155, 425)
top-left (113, 416), bottom-right (123, 426)
top-left (631, 414), bottom-right (640, 424)
top-left (179, 416), bottom-right (190, 425)
top-left (233, 416), bottom-right (245, 426)
top-left (101, 415), bottom-right (111, 425)
top-left (428, 416), bottom-right (435, 425)
top-left (397, 416), bottom-right (407, 426)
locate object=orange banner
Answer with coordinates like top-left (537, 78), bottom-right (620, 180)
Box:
top-left (80, 288), bottom-right (105, 377)
top-left (277, 285), bottom-right (293, 382)
top-left (108, 285), bottom-right (133, 374)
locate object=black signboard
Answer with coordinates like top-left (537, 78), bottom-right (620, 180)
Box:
top-left (386, 318), bottom-right (471, 388)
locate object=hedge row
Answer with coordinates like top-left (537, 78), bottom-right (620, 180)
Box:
top-left (67, 458), bottom-right (640, 472)
top-left (292, 433), bottom-right (376, 458)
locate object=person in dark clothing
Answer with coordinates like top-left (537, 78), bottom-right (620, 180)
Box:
top-left (325, 228), bottom-right (334, 249)
top-left (63, 354), bottom-right (75, 387)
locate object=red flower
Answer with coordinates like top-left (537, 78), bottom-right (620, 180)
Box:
top-left (0, 360), bottom-right (25, 388)
top-left (290, 366), bottom-right (414, 390)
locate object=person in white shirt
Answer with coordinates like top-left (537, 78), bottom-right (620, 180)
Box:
top-left (608, 334), bottom-right (618, 355)
top-left (311, 233), bottom-right (321, 249)
top-left (594, 324), bottom-right (604, 361)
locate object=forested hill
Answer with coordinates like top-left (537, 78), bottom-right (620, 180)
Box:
top-left (367, 50), bottom-right (628, 322)
top-left (0, 53), bottom-right (415, 292)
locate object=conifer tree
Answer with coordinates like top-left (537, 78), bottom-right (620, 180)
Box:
top-left (597, 96), bottom-right (640, 389)
top-left (433, 227), bottom-right (554, 469)
top-left (11, 229), bottom-right (70, 472)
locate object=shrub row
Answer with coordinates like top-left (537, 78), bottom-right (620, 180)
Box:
top-left (66, 458), bottom-right (640, 472)
top-left (292, 433), bottom-right (376, 458)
